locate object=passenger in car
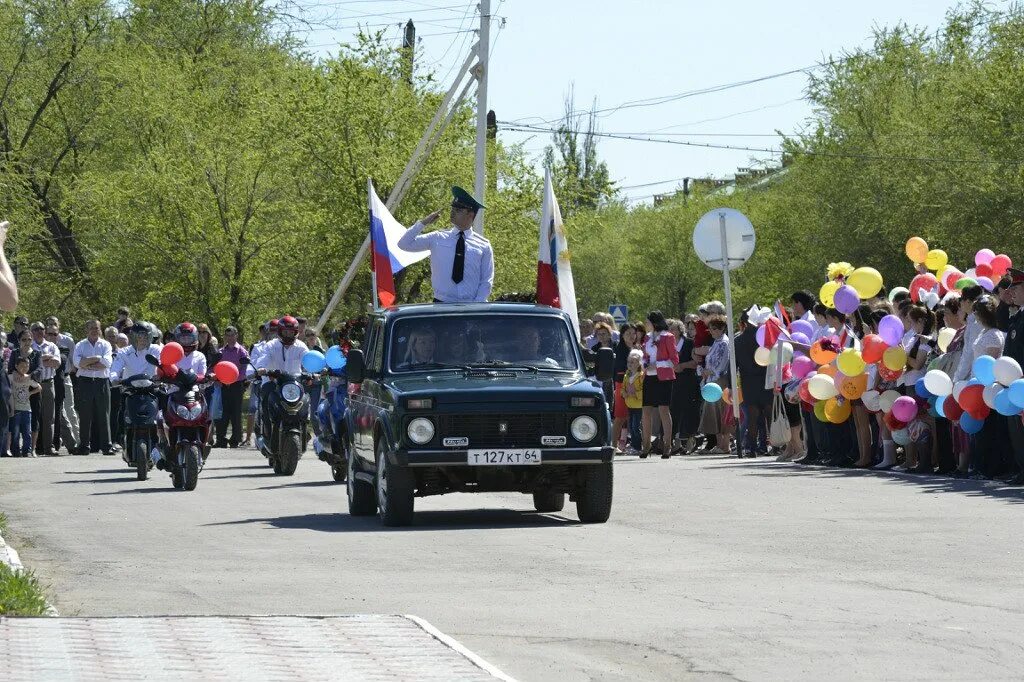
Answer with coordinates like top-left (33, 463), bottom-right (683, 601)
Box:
top-left (402, 328), bottom-right (437, 367)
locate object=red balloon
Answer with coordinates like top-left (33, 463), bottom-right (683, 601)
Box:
top-left (910, 273), bottom-right (938, 303)
top-left (946, 272), bottom-right (963, 289)
top-left (861, 334), bottom-right (888, 364)
top-left (968, 404), bottom-right (991, 421)
top-left (884, 411), bottom-right (907, 431)
top-left (942, 395), bottom-right (964, 421)
top-left (159, 364), bottom-right (179, 380)
top-left (991, 254), bottom-right (1012, 277)
top-left (213, 361), bottom-right (239, 385)
top-left (958, 384), bottom-right (986, 413)
top-left (975, 263), bottom-right (993, 278)
top-left (878, 364), bottom-right (904, 382)
top-left (799, 377), bottom-right (815, 405)
top-left (160, 342), bottom-right (185, 367)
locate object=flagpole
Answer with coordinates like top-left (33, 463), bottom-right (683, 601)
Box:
top-left (473, 0), bottom-right (490, 234)
top-left (369, 177), bottom-right (380, 311)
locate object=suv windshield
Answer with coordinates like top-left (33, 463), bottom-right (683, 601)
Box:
top-left (390, 314), bottom-right (579, 372)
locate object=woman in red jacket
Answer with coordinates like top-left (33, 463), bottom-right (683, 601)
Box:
top-left (641, 311), bottom-right (679, 458)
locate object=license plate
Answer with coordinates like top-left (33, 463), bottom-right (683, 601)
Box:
top-left (467, 449), bottom-right (541, 465)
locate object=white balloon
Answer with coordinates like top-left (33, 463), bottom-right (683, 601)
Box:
top-left (953, 380), bottom-right (969, 401)
top-left (754, 346), bottom-right (771, 367)
top-left (770, 342), bottom-right (794, 366)
top-left (965, 267), bottom-right (977, 279)
top-left (809, 374), bottom-right (839, 400)
top-left (993, 356), bottom-right (1023, 387)
top-left (983, 384), bottom-right (1002, 409)
top-left (879, 389), bottom-right (901, 413)
top-left (923, 370), bottom-right (953, 396)
top-left (862, 390), bottom-right (881, 412)
top-left (937, 327), bottom-right (956, 353)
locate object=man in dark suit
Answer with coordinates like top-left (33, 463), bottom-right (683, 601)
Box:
top-left (733, 310), bottom-right (771, 458)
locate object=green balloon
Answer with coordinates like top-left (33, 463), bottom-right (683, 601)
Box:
top-left (955, 277), bottom-right (977, 290)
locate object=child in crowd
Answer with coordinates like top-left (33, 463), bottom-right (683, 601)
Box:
top-left (9, 357), bottom-right (40, 457)
top-left (622, 349), bottom-right (644, 454)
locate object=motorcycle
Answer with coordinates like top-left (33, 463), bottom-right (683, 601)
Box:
top-left (146, 356), bottom-right (212, 491)
top-left (314, 367), bottom-right (349, 483)
top-left (253, 365), bottom-right (313, 476)
top-left (119, 373), bottom-right (160, 481)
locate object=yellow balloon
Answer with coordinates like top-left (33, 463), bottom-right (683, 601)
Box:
top-left (813, 399), bottom-right (829, 422)
top-left (848, 267), bottom-right (883, 299)
top-left (925, 249), bottom-right (948, 272)
top-left (819, 280), bottom-right (840, 308)
top-left (754, 346), bottom-right (771, 367)
top-left (882, 346), bottom-right (908, 371)
top-left (937, 327), bottom-right (956, 353)
top-left (906, 236), bottom-right (928, 263)
top-left (837, 349), bottom-right (866, 376)
top-left (825, 397), bottom-right (852, 424)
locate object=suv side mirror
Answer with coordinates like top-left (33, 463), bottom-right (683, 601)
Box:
top-left (595, 347), bottom-right (615, 382)
top-left (346, 349), bottom-right (365, 384)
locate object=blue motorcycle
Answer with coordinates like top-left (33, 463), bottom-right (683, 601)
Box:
top-left (314, 367), bottom-right (349, 483)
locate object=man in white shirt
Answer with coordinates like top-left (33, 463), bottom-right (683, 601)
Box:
top-left (72, 319), bottom-right (114, 455)
top-left (397, 186), bottom-right (494, 303)
top-left (111, 323), bottom-right (162, 382)
top-left (30, 321), bottom-right (61, 455)
top-left (254, 316), bottom-right (308, 444)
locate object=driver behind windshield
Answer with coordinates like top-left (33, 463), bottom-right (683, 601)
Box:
top-left (504, 325), bottom-right (560, 366)
top-left (440, 324), bottom-right (483, 364)
top-left (403, 328), bottom-right (437, 366)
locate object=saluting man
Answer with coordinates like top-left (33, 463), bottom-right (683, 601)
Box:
top-left (397, 186), bottom-right (494, 303)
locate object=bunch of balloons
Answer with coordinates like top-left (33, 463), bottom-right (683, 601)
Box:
top-left (914, 356), bottom-right (1024, 436)
top-left (906, 237), bottom-right (1013, 299)
top-left (818, 261), bottom-right (884, 314)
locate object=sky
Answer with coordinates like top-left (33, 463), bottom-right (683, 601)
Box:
top-left (286, 0), bottom-right (990, 203)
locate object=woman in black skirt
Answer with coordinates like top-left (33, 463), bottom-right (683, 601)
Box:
top-left (669, 319), bottom-right (701, 453)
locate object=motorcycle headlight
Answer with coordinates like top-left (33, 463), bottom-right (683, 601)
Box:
top-left (175, 405), bottom-right (191, 420)
top-left (407, 417), bottom-right (435, 445)
top-left (281, 383), bottom-right (303, 403)
top-left (189, 404), bottom-right (204, 420)
top-left (571, 415), bottom-right (598, 443)
top-left (130, 378), bottom-right (153, 389)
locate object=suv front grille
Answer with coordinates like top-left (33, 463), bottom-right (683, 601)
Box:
top-left (435, 413), bottom-right (567, 448)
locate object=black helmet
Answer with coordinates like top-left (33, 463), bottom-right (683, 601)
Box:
top-left (129, 322), bottom-right (151, 345)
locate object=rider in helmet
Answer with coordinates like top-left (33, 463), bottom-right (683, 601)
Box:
top-left (173, 322), bottom-right (208, 379)
top-left (111, 322), bottom-right (162, 382)
top-left (253, 316), bottom-right (309, 440)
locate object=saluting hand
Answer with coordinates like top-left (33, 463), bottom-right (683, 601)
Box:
top-left (421, 210), bottom-right (442, 226)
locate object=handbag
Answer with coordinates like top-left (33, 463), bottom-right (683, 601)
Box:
top-left (769, 392), bottom-right (790, 447)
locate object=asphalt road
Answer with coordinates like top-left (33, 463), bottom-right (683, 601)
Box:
top-left (2, 448), bottom-right (1023, 681)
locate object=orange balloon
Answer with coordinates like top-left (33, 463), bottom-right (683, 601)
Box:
top-left (905, 236), bottom-right (928, 263)
top-left (840, 373), bottom-right (868, 400)
top-left (817, 362), bottom-right (838, 378)
top-left (810, 341), bottom-right (838, 365)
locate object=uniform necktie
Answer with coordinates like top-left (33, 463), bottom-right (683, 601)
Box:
top-left (452, 230), bottom-right (465, 284)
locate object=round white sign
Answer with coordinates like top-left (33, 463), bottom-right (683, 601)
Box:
top-left (692, 208), bottom-right (756, 271)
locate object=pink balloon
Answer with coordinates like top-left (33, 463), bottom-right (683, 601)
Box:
top-left (891, 396), bottom-right (919, 422)
top-left (991, 254), bottom-right (1012, 278)
top-left (792, 355), bottom-right (815, 379)
top-left (756, 325), bottom-right (767, 347)
top-left (975, 248), bottom-right (995, 267)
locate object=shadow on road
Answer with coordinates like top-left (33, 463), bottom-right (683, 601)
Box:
top-left (709, 459), bottom-right (1024, 505)
top-left (90, 487), bottom-right (181, 495)
top-left (203, 508), bottom-right (576, 532)
top-left (54, 476), bottom-right (139, 484)
top-left (249, 480), bottom-right (339, 490)
top-left (62, 468), bottom-right (132, 475)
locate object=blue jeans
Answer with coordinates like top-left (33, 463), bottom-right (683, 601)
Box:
top-left (10, 410), bottom-right (32, 455)
top-left (628, 409), bottom-right (642, 450)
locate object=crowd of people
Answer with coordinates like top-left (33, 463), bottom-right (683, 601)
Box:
top-left (589, 267), bottom-right (1024, 485)
top-left (0, 308), bottom-right (326, 458)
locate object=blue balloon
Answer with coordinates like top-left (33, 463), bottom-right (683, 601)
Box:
top-left (701, 383), bottom-right (723, 402)
top-left (994, 389), bottom-right (1020, 417)
top-left (973, 355), bottom-right (996, 386)
top-left (301, 350), bottom-right (327, 373)
top-left (915, 378), bottom-right (931, 399)
top-left (325, 345), bottom-right (347, 370)
top-left (960, 412), bottom-right (984, 435)
top-left (1008, 379), bottom-right (1024, 409)
top-left (935, 396), bottom-right (946, 419)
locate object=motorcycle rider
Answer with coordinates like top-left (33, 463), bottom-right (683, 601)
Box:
top-left (111, 322), bottom-right (162, 382)
top-left (253, 316), bottom-right (308, 445)
top-left (173, 322), bottom-right (208, 378)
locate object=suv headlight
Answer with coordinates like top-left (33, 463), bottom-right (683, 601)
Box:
top-left (407, 417), bottom-right (435, 445)
top-left (281, 383), bottom-right (303, 403)
top-left (571, 415), bottom-right (598, 443)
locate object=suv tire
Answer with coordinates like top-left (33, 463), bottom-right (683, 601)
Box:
top-left (376, 440), bottom-right (414, 527)
top-left (347, 446), bottom-right (377, 516)
top-left (576, 463), bottom-right (613, 523)
top-left (532, 489), bottom-right (565, 513)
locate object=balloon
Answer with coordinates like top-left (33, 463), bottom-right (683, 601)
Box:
top-left (965, 268), bottom-right (978, 280)
top-left (968, 404), bottom-right (991, 421)
top-left (925, 249), bottom-right (948, 272)
top-left (701, 383), bottom-right (723, 402)
top-left (910, 273), bottom-right (939, 303)
top-left (824, 397), bottom-right (852, 423)
top-left (840, 373), bottom-right (868, 400)
top-left (792, 355), bottom-right (816, 379)
top-left (810, 340), bottom-right (839, 366)
top-left (953, 380), bottom-right (972, 401)
top-left (790, 319), bottom-right (815, 338)
top-left (884, 411), bottom-right (907, 431)
top-left (848, 267), bottom-right (884, 299)
top-left (833, 284), bottom-right (860, 314)
top-left (993, 356), bottom-right (1023, 386)
top-left (301, 350), bottom-right (327, 373)
top-left (325, 345), bottom-right (347, 370)
top-left (860, 334), bottom-right (887, 364)
top-left (799, 376), bottom-right (816, 404)
top-left (975, 248), bottom-right (995, 266)
top-left (915, 378), bottom-right (932, 399)
top-left (995, 389), bottom-right (1020, 416)
top-left (977, 276), bottom-right (994, 292)
top-left (1008, 379), bottom-right (1024, 409)
top-left (891, 396), bottom-right (918, 422)
top-left (819, 281), bottom-right (840, 308)
top-left (958, 383), bottom-right (986, 413)
top-left (213, 361), bottom-right (239, 384)
top-left (159, 364), bottom-right (179, 380)
top-left (813, 399), bottom-right (829, 423)
top-left (983, 384), bottom-right (1002, 409)
top-left (790, 332), bottom-right (810, 347)
top-left (877, 364), bottom-right (904, 382)
top-left (905, 237), bottom-right (929, 263)
top-left (837, 349), bottom-right (866, 376)
top-left (975, 262), bottom-right (993, 278)
top-left (990, 254), bottom-right (1012, 277)
top-left (972, 355), bottom-right (996, 385)
top-left (809, 374), bottom-right (839, 400)
top-left (882, 346), bottom-right (907, 371)
top-left (879, 389), bottom-right (901, 413)
top-left (770, 342), bottom-right (794, 366)
top-left (959, 412), bottom-right (984, 435)
top-left (878, 315), bottom-right (904, 347)
top-left (754, 346), bottom-right (771, 367)
top-left (934, 396), bottom-right (945, 418)
top-left (940, 266), bottom-right (962, 290)
top-left (955, 277), bottom-right (977, 291)
top-left (942, 395), bottom-right (964, 421)
top-left (817, 363), bottom-right (838, 378)
top-left (923, 370), bottom-right (953, 396)
top-left (755, 325), bottom-right (767, 347)
top-left (160, 342), bottom-right (184, 367)
top-left (892, 428), bottom-right (912, 446)
top-left (888, 287), bottom-right (910, 302)
top-left (937, 327), bottom-right (956, 353)
top-left (862, 390), bottom-right (881, 412)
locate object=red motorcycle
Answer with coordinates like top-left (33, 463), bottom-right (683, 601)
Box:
top-left (146, 356), bottom-right (212, 491)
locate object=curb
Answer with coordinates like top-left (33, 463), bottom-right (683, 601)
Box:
top-left (405, 614), bottom-right (517, 681)
top-left (0, 527), bottom-right (59, 616)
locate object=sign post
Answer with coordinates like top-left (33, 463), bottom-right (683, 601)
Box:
top-left (692, 208), bottom-right (756, 422)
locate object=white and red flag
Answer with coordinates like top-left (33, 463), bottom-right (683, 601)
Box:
top-left (536, 168), bottom-right (579, 334)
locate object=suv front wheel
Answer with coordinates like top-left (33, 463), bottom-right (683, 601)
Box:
top-left (576, 463), bottom-right (613, 523)
top-left (376, 440), bottom-right (414, 526)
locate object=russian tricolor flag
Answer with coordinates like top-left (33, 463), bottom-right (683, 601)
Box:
top-left (369, 179), bottom-right (428, 308)
top-left (536, 168), bottom-right (579, 335)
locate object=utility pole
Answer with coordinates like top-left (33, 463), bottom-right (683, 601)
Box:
top-left (473, 0), bottom-right (490, 234)
top-left (402, 20), bottom-right (415, 85)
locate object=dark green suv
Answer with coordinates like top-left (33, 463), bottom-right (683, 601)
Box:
top-left (343, 303), bottom-right (615, 526)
